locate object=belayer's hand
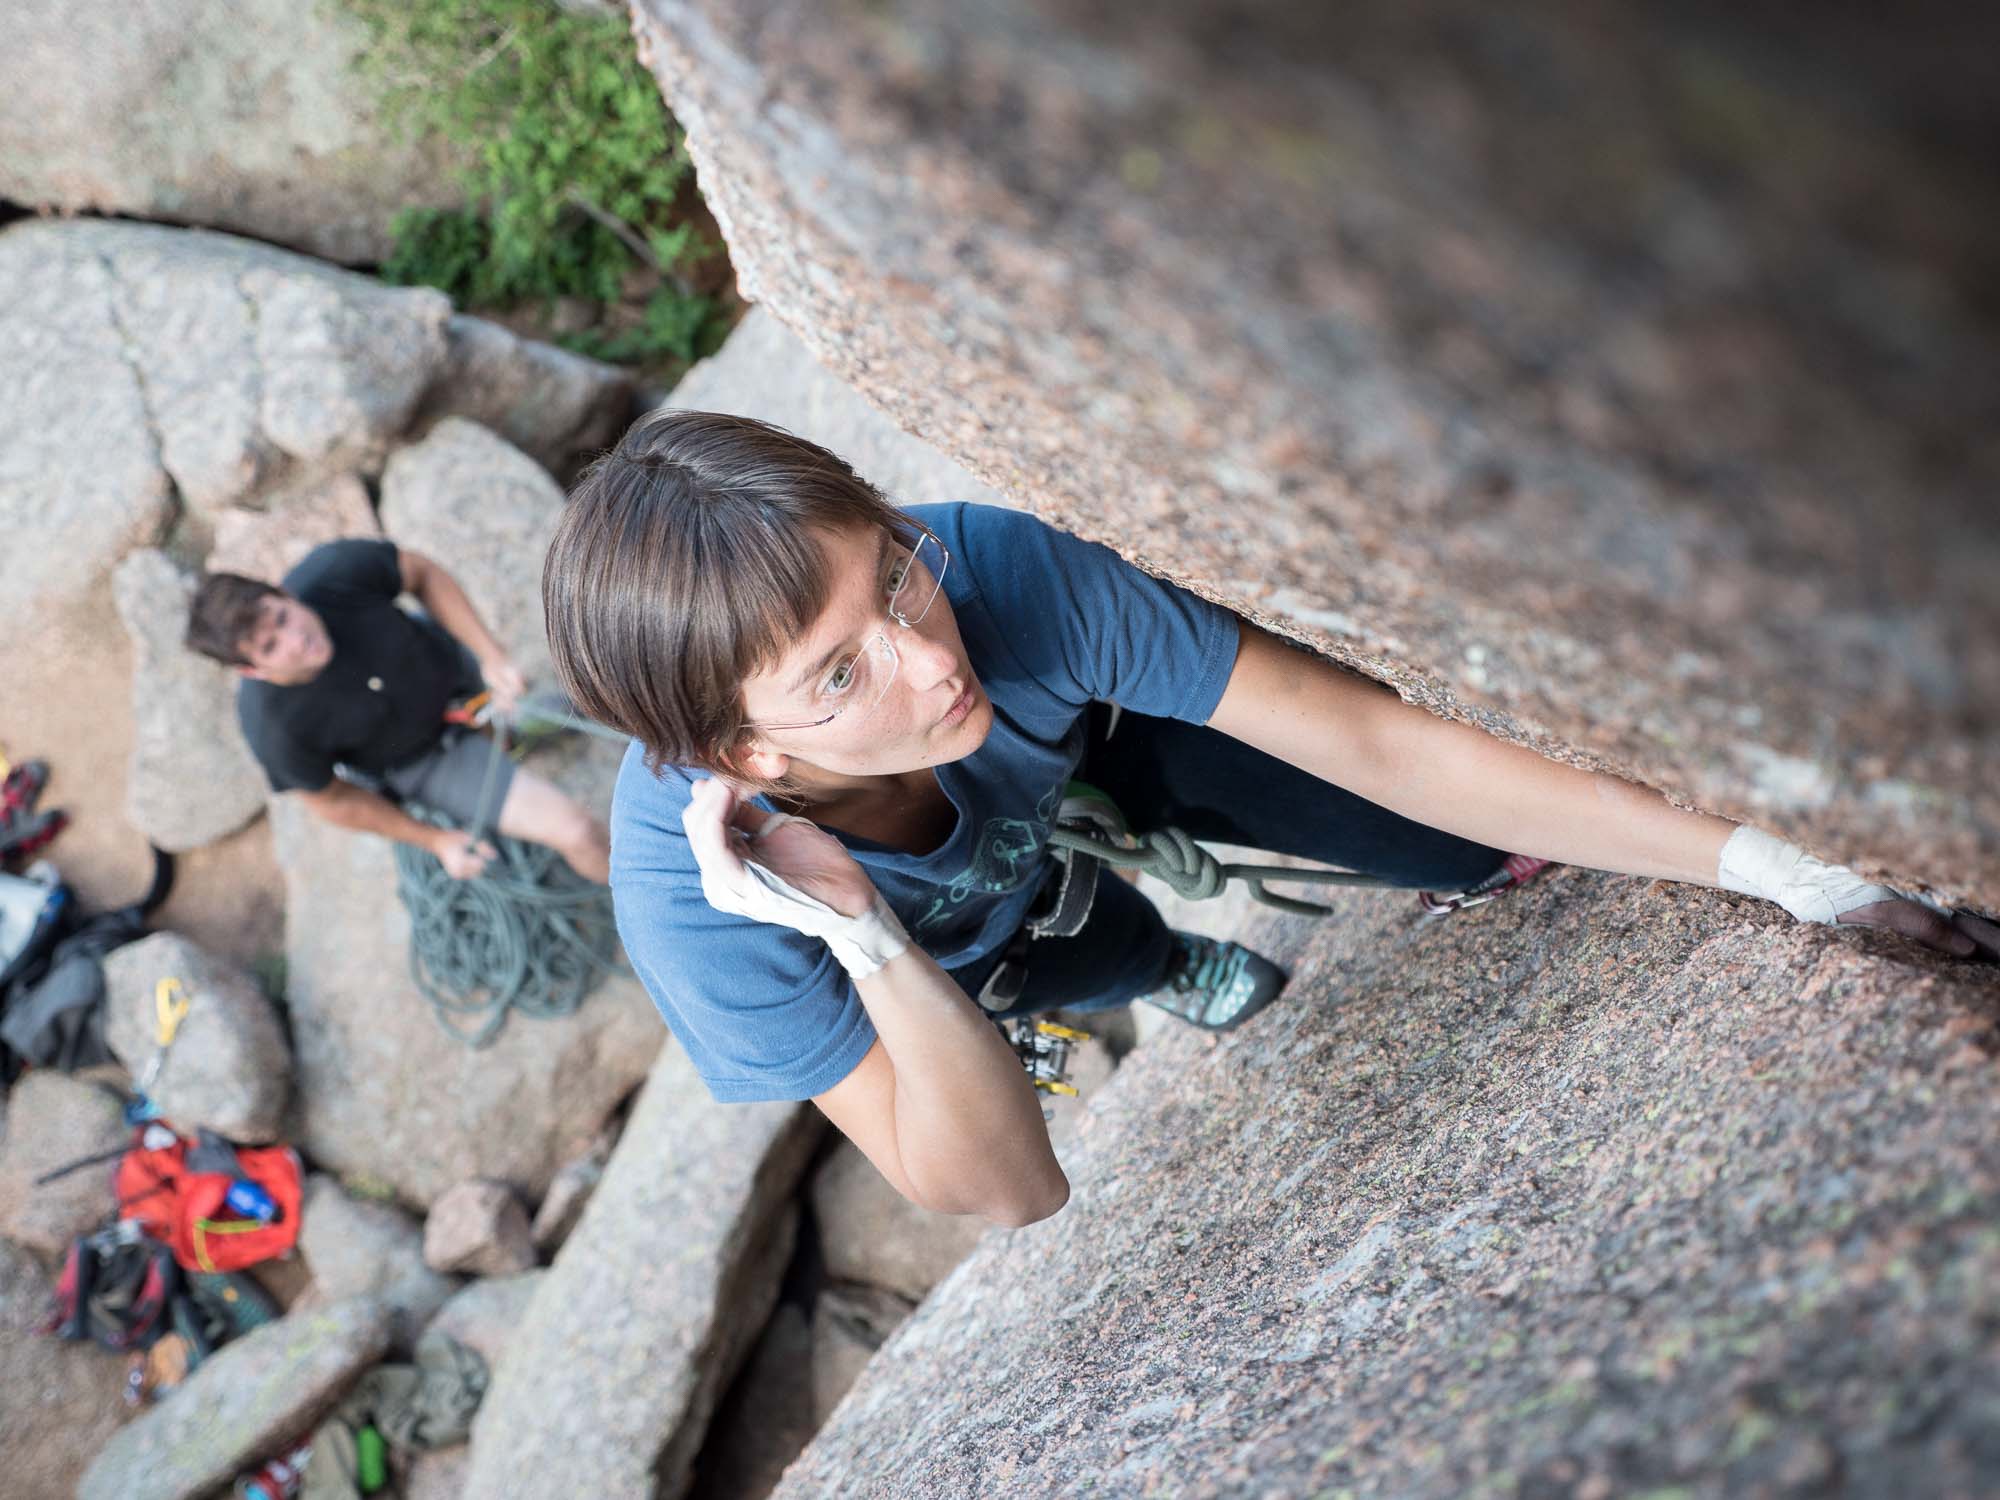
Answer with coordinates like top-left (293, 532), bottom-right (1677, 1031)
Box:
top-left (432, 830), bottom-right (496, 881)
top-left (1718, 826), bottom-right (1998, 962)
top-left (482, 655), bottom-right (528, 717)
top-left (680, 777), bottom-right (907, 977)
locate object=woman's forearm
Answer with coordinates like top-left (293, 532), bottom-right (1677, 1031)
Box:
top-left (850, 949), bottom-right (1069, 1224)
top-left (1210, 623), bottom-right (1736, 884)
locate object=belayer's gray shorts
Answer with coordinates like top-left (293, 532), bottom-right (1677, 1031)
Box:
top-left (376, 727), bottom-right (517, 830)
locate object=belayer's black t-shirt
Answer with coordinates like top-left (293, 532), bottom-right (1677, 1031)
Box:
top-left (236, 540), bottom-right (472, 794)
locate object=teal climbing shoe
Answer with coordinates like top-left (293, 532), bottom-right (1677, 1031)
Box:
top-left (1141, 931), bottom-right (1287, 1030)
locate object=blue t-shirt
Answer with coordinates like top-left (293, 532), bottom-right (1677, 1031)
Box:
top-left (610, 502), bottom-right (1240, 1102)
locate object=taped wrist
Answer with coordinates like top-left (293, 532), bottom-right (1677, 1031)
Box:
top-left (1714, 825), bottom-right (1894, 925)
top-left (822, 893), bottom-right (911, 980)
top-left (736, 862), bottom-right (910, 978)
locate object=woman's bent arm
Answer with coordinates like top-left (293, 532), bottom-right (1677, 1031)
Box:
top-left (817, 953), bottom-right (1069, 1228)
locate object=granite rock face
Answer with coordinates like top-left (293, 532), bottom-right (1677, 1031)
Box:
top-left (0, 0), bottom-right (468, 265)
top-left (463, 1043), bottom-right (823, 1500)
top-left (662, 305), bottom-right (1010, 512)
top-left (298, 1175), bottom-right (459, 1349)
top-left (423, 1178), bottom-right (537, 1277)
top-left (777, 875), bottom-right (2000, 1497)
top-left (77, 1296), bottom-right (393, 1500)
top-left (0, 1073), bottom-right (127, 1255)
top-left (630, 0), bottom-right (2000, 899)
top-left (111, 551), bottom-right (268, 852)
top-left (271, 793), bottom-right (659, 1208)
top-left (205, 473), bottom-right (382, 585)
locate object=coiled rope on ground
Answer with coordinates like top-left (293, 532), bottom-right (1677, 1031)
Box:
top-left (393, 693), bottom-right (626, 1049)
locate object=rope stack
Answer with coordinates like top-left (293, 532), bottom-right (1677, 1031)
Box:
top-left (394, 694), bottom-right (625, 1048)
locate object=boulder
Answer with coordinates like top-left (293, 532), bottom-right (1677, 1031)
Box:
top-left (810, 1139), bottom-right (987, 1304)
top-left (298, 1175), bottom-right (457, 1349)
top-left (776, 872), bottom-right (2000, 1496)
top-left (111, 551), bottom-right (267, 852)
top-left (530, 1128), bottom-right (614, 1254)
top-left (424, 1179), bottom-right (536, 1277)
top-left (101, 931), bottom-right (290, 1142)
top-left (694, 1301), bottom-right (817, 1500)
top-left (0, 1237), bottom-right (132, 1500)
top-left (271, 792), bottom-right (661, 1208)
top-left (417, 314), bottom-right (635, 479)
top-left (0, 0), bottom-right (468, 265)
top-left (423, 1270), bottom-right (546, 1376)
top-left (628, 0), bottom-right (2000, 894)
top-left (0, 224), bottom-right (174, 637)
top-left (0, 219), bottom-right (451, 528)
top-left (463, 1043), bottom-right (823, 1500)
top-left (378, 418), bottom-right (569, 685)
top-left (206, 473), bottom-right (382, 585)
top-left (404, 1444), bottom-right (471, 1500)
top-left (77, 1296), bottom-right (393, 1500)
top-left (661, 305), bottom-right (1011, 511)
top-left (809, 1282), bottom-right (915, 1430)
top-left (0, 1072), bottom-right (126, 1254)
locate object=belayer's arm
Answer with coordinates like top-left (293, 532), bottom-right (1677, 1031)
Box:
top-left (397, 548), bottom-right (525, 704)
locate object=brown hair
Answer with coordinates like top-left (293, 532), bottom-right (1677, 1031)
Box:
top-left (543, 409), bottom-right (906, 780)
top-left (186, 572), bottom-right (283, 666)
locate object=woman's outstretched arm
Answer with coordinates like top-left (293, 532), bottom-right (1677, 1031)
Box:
top-left (1208, 621), bottom-right (1995, 959)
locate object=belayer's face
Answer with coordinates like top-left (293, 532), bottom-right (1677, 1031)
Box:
top-left (237, 595), bottom-right (334, 684)
top-left (737, 522), bottom-right (994, 781)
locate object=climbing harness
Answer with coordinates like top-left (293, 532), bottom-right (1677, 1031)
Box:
top-left (980, 780), bottom-right (1553, 1071)
top-left (1033, 779), bottom-right (1549, 936)
top-left (393, 693), bottom-right (624, 1048)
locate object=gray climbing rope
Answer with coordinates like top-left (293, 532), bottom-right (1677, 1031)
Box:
top-left (1046, 822), bottom-right (1398, 918)
top-left (393, 696), bottom-right (625, 1049)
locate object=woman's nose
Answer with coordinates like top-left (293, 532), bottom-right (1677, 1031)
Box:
top-left (899, 624), bottom-right (958, 689)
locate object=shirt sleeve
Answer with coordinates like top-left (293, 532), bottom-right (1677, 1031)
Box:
top-left (610, 753), bottom-right (877, 1102)
top-left (235, 691), bottom-right (335, 794)
top-left (281, 538), bottom-right (403, 608)
top-left (944, 504), bottom-right (1240, 723)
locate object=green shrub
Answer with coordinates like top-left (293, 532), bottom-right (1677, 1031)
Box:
top-left (347, 0), bottom-right (725, 366)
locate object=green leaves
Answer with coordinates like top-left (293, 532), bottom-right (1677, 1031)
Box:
top-left (349, 0), bottom-right (722, 367)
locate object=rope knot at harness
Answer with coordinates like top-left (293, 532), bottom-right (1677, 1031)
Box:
top-left (1135, 828), bottom-right (1229, 901)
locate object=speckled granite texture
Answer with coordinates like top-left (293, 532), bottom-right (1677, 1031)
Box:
top-left (622, 5), bottom-right (2000, 1492)
top-left (777, 877), bottom-right (2000, 1497)
top-left (630, 0), bottom-right (2000, 901)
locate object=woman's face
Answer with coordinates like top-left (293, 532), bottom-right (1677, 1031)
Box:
top-left (737, 523), bottom-right (994, 783)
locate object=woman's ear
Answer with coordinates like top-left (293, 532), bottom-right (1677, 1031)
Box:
top-left (722, 740), bottom-right (790, 789)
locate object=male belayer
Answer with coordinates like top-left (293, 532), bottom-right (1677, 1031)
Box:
top-left (187, 540), bottom-right (609, 885)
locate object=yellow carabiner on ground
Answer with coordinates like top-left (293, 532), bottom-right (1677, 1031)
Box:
top-left (154, 977), bottom-right (191, 1047)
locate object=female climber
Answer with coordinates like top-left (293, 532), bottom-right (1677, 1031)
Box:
top-left (542, 411), bottom-right (1997, 1228)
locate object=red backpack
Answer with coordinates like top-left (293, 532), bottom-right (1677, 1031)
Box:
top-left (115, 1130), bottom-right (303, 1272)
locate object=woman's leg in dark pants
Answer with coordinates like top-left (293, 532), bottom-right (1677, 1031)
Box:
top-left (965, 707), bottom-right (1510, 1018)
top-left (1081, 704), bottom-right (1505, 889)
top-left (953, 866), bottom-right (1175, 1019)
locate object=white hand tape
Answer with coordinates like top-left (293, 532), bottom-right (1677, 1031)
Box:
top-left (697, 815), bottom-right (911, 979)
top-left (1715, 825), bottom-right (1914, 925)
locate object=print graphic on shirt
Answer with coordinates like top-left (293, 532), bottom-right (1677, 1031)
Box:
top-left (911, 782), bottom-right (1065, 938)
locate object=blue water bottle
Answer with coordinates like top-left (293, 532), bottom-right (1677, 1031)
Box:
top-left (225, 1179), bottom-right (279, 1223)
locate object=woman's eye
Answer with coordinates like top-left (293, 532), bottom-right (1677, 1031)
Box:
top-left (822, 659), bottom-right (857, 696)
top-left (884, 558), bottom-right (910, 596)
